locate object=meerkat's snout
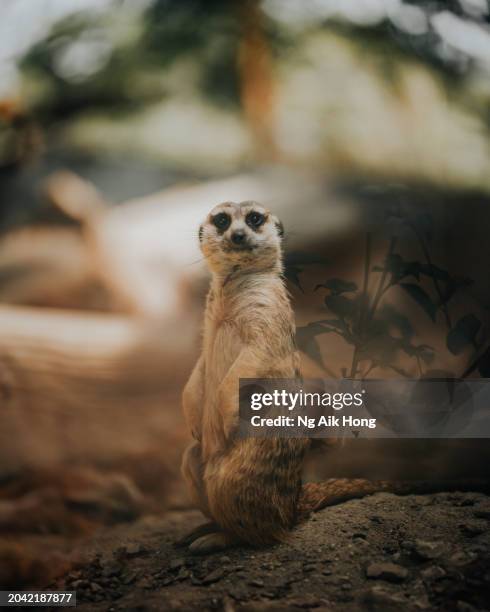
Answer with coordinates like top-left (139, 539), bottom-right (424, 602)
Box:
top-left (199, 201), bottom-right (284, 274)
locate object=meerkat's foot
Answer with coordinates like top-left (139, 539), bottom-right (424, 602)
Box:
top-left (174, 521), bottom-right (220, 548)
top-left (188, 531), bottom-right (237, 555)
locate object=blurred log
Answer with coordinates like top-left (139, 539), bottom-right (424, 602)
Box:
top-left (0, 226), bottom-right (111, 310)
top-left (0, 305), bottom-right (194, 476)
top-left (41, 168), bottom-right (356, 317)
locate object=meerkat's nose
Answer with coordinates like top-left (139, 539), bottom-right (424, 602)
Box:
top-left (231, 230), bottom-right (246, 245)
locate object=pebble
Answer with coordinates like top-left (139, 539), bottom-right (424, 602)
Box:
top-left (169, 557), bottom-right (186, 571)
top-left (413, 540), bottom-right (446, 560)
top-left (123, 543), bottom-right (145, 557)
top-left (202, 568), bottom-right (225, 585)
top-left (366, 562), bottom-right (409, 583)
top-left (101, 562), bottom-right (122, 578)
top-left (459, 521), bottom-right (486, 537)
top-left (420, 565), bottom-right (446, 581)
top-left (446, 549), bottom-right (478, 567)
top-left (363, 584), bottom-right (407, 609)
top-left (473, 506), bottom-right (490, 520)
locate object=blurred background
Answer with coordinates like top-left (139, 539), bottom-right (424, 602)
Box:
top-left (1, 0), bottom-right (490, 587)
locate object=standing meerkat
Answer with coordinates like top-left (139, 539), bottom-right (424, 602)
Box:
top-left (179, 201), bottom-right (392, 554)
top-left (179, 201), bottom-right (486, 554)
top-left (180, 201), bottom-right (309, 553)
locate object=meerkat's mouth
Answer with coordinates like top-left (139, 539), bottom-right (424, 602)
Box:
top-left (223, 243), bottom-right (256, 253)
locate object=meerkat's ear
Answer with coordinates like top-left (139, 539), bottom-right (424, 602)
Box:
top-left (274, 219), bottom-right (284, 238)
top-left (198, 225), bottom-right (204, 242)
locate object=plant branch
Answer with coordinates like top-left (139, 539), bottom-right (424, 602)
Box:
top-left (368, 237), bottom-right (398, 321)
top-left (410, 224), bottom-right (452, 329)
top-left (349, 233), bottom-right (372, 379)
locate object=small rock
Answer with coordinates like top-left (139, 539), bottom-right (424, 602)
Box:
top-left (446, 549), bottom-right (478, 567)
top-left (248, 578), bottom-right (264, 587)
top-left (366, 562), bottom-right (408, 583)
top-left (176, 567), bottom-right (190, 581)
top-left (370, 515), bottom-right (383, 524)
top-left (413, 540), bottom-right (446, 560)
top-left (101, 562), bottom-right (122, 578)
top-left (71, 580), bottom-right (88, 590)
top-left (456, 601), bottom-right (477, 612)
top-left (473, 506), bottom-right (490, 520)
top-left (227, 585), bottom-right (249, 600)
top-left (169, 557), bottom-right (186, 571)
top-left (420, 565), bottom-right (446, 581)
top-left (202, 568), bottom-right (225, 585)
top-left (120, 570), bottom-right (139, 585)
top-left (459, 521), bottom-right (486, 537)
top-left (123, 543), bottom-right (144, 557)
top-left (363, 585), bottom-right (407, 610)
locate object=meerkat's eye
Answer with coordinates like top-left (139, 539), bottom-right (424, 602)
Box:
top-left (246, 211), bottom-right (265, 229)
top-left (212, 212), bottom-right (231, 231)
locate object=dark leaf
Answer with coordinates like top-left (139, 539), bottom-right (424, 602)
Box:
top-left (401, 342), bottom-right (434, 364)
top-left (284, 264), bottom-right (304, 292)
top-left (419, 263), bottom-right (450, 282)
top-left (438, 276), bottom-right (473, 306)
top-left (446, 314), bottom-right (481, 355)
top-left (399, 282), bottom-right (437, 322)
top-left (324, 294), bottom-right (358, 319)
top-left (315, 278), bottom-right (357, 294)
top-left (379, 304), bottom-right (413, 339)
top-left (295, 322), bottom-right (334, 367)
top-left (316, 319), bottom-right (356, 344)
top-left (382, 254), bottom-right (422, 283)
top-left (357, 332), bottom-right (400, 364)
top-left (477, 347), bottom-right (490, 378)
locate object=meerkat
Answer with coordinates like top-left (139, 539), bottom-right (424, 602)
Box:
top-left (179, 201), bottom-right (487, 554)
top-left (179, 201), bottom-right (384, 553)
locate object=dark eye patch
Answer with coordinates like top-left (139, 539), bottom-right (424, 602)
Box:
top-left (212, 212), bottom-right (231, 232)
top-left (246, 211), bottom-right (265, 230)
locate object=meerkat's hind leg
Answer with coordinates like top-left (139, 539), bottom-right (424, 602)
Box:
top-left (174, 521), bottom-right (220, 548)
top-left (188, 531), bottom-right (239, 555)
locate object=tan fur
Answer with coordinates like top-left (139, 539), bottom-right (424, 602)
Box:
top-left (181, 201), bottom-right (308, 547)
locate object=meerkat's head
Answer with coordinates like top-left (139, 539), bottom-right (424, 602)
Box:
top-left (199, 201), bottom-right (284, 276)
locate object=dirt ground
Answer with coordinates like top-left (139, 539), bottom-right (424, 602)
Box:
top-left (49, 490), bottom-right (490, 612)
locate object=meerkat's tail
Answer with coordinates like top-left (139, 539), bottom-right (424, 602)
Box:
top-left (297, 478), bottom-right (490, 521)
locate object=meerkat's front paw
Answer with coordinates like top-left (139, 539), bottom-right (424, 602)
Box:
top-left (188, 531), bottom-right (236, 555)
top-left (222, 411), bottom-right (239, 439)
